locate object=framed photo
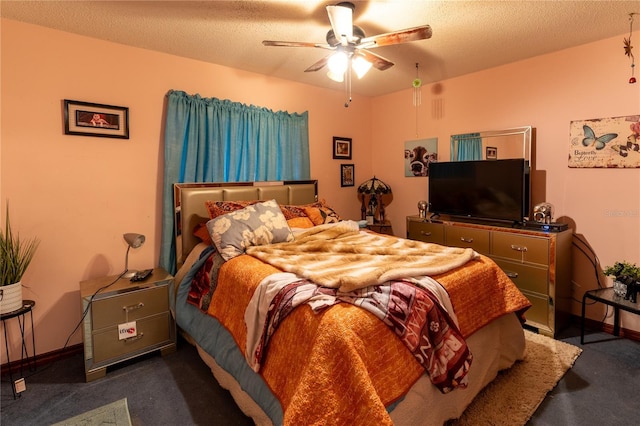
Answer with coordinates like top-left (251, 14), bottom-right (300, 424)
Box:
top-left (404, 137), bottom-right (438, 177)
top-left (486, 146), bottom-right (498, 159)
top-left (341, 164), bottom-right (355, 187)
top-left (333, 136), bottom-right (352, 159)
top-left (64, 99), bottom-right (129, 139)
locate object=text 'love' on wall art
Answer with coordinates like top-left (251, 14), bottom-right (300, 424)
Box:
top-left (568, 115), bottom-right (640, 168)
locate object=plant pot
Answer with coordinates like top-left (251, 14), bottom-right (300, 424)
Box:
top-left (0, 281), bottom-right (23, 314)
top-left (613, 280), bottom-right (627, 297)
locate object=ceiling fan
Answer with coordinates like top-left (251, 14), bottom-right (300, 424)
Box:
top-left (262, 1), bottom-right (432, 98)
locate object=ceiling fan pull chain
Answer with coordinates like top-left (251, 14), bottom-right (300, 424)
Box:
top-left (344, 66), bottom-right (352, 107)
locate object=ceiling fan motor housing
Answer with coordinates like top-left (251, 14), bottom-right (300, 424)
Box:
top-left (326, 26), bottom-right (365, 46)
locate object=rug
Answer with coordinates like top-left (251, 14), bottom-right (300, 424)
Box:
top-left (52, 398), bottom-right (132, 426)
top-left (451, 330), bottom-right (582, 425)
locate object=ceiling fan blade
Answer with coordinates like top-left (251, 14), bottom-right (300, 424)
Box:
top-left (326, 3), bottom-right (353, 44)
top-left (360, 25), bottom-right (433, 48)
top-left (358, 49), bottom-right (394, 71)
top-left (304, 55), bottom-right (331, 72)
top-left (262, 40), bottom-right (332, 50)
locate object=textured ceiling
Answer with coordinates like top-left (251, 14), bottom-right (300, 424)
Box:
top-left (2, 1), bottom-right (639, 97)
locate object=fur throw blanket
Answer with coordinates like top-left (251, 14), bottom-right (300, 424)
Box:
top-left (246, 221), bottom-right (479, 292)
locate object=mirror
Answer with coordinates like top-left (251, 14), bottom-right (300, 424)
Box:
top-left (450, 126), bottom-right (533, 162)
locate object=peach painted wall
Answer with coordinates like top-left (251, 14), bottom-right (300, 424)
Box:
top-left (372, 31), bottom-right (640, 329)
top-left (1, 18), bottom-right (639, 360)
top-left (0, 19), bottom-right (372, 358)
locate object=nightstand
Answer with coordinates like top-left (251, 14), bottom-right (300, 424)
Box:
top-left (367, 220), bottom-right (394, 236)
top-left (80, 267), bottom-right (176, 382)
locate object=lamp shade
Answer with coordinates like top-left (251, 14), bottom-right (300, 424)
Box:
top-left (328, 51), bottom-right (348, 75)
top-left (357, 176), bottom-right (392, 195)
top-left (352, 55), bottom-right (372, 79)
top-left (124, 233), bottom-right (145, 248)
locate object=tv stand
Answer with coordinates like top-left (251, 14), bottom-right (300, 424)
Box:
top-left (406, 216), bottom-right (572, 337)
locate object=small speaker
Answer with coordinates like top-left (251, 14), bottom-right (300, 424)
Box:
top-left (533, 202), bottom-right (554, 224)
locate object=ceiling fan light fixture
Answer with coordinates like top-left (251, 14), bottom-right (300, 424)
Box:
top-left (328, 51), bottom-right (348, 75)
top-left (352, 55), bottom-right (372, 79)
top-left (327, 69), bottom-right (344, 82)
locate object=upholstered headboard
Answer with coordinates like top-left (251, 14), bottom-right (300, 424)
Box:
top-left (173, 180), bottom-right (318, 269)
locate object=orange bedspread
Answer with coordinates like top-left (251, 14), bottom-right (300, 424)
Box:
top-left (206, 253), bottom-right (530, 425)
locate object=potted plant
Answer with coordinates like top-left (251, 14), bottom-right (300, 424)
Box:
top-left (0, 203), bottom-right (39, 314)
top-left (603, 260), bottom-right (640, 302)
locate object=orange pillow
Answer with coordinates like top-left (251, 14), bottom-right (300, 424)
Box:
top-left (287, 217), bottom-right (315, 229)
top-left (303, 205), bottom-right (341, 226)
top-left (205, 200), bottom-right (314, 221)
top-left (205, 200), bottom-right (257, 219)
top-left (193, 222), bottom-right (212, 245)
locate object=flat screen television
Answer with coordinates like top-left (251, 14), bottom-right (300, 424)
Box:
top-left (428, 158), bottom-right (529, 224)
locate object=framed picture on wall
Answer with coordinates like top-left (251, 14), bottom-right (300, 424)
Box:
top-left (486, 146), bottom-right (498, 159)
top-left (64, 99), bottom-right (130, 139)
top-left (333, 136), bottom-right (352, 159)
top-left (341, 164), bottom-right (355, 187)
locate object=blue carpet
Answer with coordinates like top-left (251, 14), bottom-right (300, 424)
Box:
top-left (52, 398), bottom-right (131, 426)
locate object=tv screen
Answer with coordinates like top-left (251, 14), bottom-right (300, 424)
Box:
top-left (428, 159), bottom-right (528, 224)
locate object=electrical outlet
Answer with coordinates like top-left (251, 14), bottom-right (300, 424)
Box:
top-left (14, 378), bottom-right (26, 393)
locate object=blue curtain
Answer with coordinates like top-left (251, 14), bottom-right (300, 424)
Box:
top-left (451, 133), bottom-right (482, 161)
top-left (160, 90), bottom-right (310, 273)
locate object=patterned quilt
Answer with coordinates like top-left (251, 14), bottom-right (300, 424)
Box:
top-left (244, 273), bottom-right (472, 393)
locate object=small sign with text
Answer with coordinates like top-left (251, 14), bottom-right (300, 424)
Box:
top-left (118, 321), bottom-right (137, 340)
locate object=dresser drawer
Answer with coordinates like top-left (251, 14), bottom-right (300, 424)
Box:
top-left (493, 258), bottom-right (549, 294)
top-left (92, 286), bottom-right (169, 331)
top-left (92, 313), bottom-right (172, 363)
top-left (520, 290), bottom-right (549, 328)
top-left (491, 232), bottom-right (549, 265)
top-left (445, 226), bottom-right (490, 254)
top-left (407, 221), bottom-right (445, 245)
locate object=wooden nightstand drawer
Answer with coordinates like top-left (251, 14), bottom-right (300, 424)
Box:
top-left (92, 286), bottom-right (169, 330)
top-left (445, 226), bottom-right (490, 254)
top-left (491, 231), bottom-right (549, 265)
top-left (92, 312), bottom-right (173, 363)
top-left (407, 220), bottom-right (444, 245)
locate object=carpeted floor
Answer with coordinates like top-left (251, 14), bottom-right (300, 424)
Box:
top-left (1, 322), bottom-right (638, 425)
top-left (52, 398), bottom-right (132, 426)
top-left (452, 330), bottom-right (582, 425)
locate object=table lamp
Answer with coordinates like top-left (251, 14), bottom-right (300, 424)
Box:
top-left (123, 233), bottom-right (145, 278)
top-left (357, 176), bottom-right (392, 223)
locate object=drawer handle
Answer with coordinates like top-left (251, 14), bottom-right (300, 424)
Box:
top-left (123, 332), bottom-right (144, 342)
top-left (420, 231), bottom-right (432, 236)
top-left (510, 244), bottom-right (528, 252)
top-left (505, 271), bottom-right (519, 279)
top-left (123, 302), bottom-right (144, 312)
top-left (460, 237), bottom-right (474, 243)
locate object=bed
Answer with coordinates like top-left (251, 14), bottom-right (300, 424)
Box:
top-left (169, 180), bottom-right (531, 426)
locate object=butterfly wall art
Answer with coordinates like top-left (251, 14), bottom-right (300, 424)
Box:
top-left (569, 115), bottom-right (640, 168)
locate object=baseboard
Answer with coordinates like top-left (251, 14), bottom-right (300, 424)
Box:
top-left (575, 314), bottom-right (640, 342)
top-left (0, 343), bottom-right (83, 376)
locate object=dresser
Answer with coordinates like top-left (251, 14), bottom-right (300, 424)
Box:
top-left (406, 216), bottom-right (572, 337)
top-left (80, 267), bottom-right (176, 381)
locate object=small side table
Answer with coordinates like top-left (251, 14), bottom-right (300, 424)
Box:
top-left (367, 221), bottom-right (394, 236)
top-left (581, 288), bottom-right (640, 344)
top-left (1, 299), bottom-right (36, 398)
